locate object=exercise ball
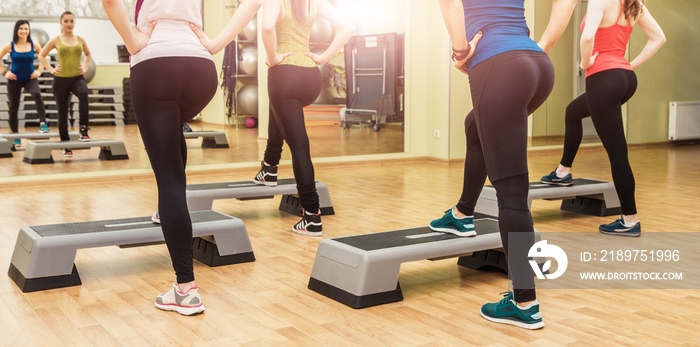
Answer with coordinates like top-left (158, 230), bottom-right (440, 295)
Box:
top-left (30, 27), bottom-right (50, 47)
top-left (83, 59), bottom-right (97, 83)
top-left (237, 84), bottom-right (258, 116)
top-left (239, 18), bottom-right (257, 41)
top-left (238, 45), bottom-right (257, 75)
top-left (310, 17), bottom-right (334, 44)
top-left (245, 117), bottom-right (257, 128)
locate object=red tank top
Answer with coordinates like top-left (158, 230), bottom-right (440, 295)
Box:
top-left (581, 0), bottom-right (634, 77)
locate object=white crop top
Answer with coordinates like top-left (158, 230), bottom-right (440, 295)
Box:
top-left (130, 0), bottom-right (213, 66)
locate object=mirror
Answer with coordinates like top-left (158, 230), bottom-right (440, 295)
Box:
top-left (0, 0), bottom-right (406, 178)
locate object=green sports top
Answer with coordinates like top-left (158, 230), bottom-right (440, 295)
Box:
top-left (275, 0), bottom-right (317, 68)
top-left (55, 36), bottom-right (83, 78)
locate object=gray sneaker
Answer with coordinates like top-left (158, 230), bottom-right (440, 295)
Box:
top-left (154, 282), bottom-right (205, 316)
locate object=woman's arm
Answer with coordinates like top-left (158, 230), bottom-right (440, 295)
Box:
top-left (304, 0), bottom-right (354, 66)
top-left (629, 6), bottom-right (665, 69)
top-left (0, 43), bottom-right (11, 77)
top-left (190, 0), bottom-right (262, 55)
top-left (39, 37), bottom-right (60, 74)
top-left (580, 0), bottom-right (605, 70)
top-left (33, 42), bottom-right (44, 77)
top-left (538, 0), bottom-right (579, 53)
top-left (438, 0), bottom-right (482, 73)
top-left (79, 37), bottom-right (91, 75)
top-left (260, 0), bottom-right (289, 66)
top-left (101, 0), bottom-right (156, 55)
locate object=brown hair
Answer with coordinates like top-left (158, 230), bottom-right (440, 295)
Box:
top-left (623, 0), bottom-right (644, 21)
top-left (290, 0), bottom-right (310, 23)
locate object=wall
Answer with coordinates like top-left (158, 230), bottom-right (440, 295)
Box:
top-left (627, 0), bottom-right (700, 144)
top-left (531, 0), bottom-right (576, 138)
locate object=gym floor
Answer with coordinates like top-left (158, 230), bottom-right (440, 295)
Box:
top-left (0, 128), bottom-right (698, 345)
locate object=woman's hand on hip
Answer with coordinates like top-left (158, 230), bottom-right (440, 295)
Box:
top-left (304, 51), bottom-right (329, 66)
top-left (580, 52), bottom-right (599, 71)
top-left (267, 52), bottom-right (292, 67)
top-left (4, 71), bottom-right (17, 80)
top-left (454, 31), bottom-right (482, 74)
top-left (126, 21), bottom-right (156, 55)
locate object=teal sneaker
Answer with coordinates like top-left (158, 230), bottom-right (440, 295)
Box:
top-left (481, 291), bottom-right (544, 330)
top-left (599, 216), bottom-right (641, 237)
top-left (540, 169), bottom-right (573, 186)
top-left (39, 123), bottom-right (50, 133)
top-left (429, 207), bottom-right (476, 237)
top-left (13, 139), bottom-right (21, 148)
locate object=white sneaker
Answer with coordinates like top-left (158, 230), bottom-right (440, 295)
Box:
top-left (151, 210), bottom-right (160, 224)
top-left (154, 283), bottom-right (205, 316)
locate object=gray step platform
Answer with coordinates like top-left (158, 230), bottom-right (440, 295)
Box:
top-left (186, 178), bottom-right (335, 216)
top-left (475, 178), bottom-right (621, 217)
top-left (8, 210), bottom-right (255, 292)
top-left (0, 137), bottom-right (12, 158)
top-left (308, 218), bottom-right (527, 308)
top-left (23, 139), bottom-right (129, 164)
top-left (183, 131), bottom-right (230, 148)
top-left (0, 131), bottom-right (80, 154)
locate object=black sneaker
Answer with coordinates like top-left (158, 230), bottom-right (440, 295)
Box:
top-left (540, 169), bottom-right (573, 186)
top-left (79, 125), bottom-right (90, 141)
top-left (253, 161), bottom-right (278, 186)
top-left (63, 148), bottom-right (73, 157)
top-left (293, 209), bottom-right (322, 236)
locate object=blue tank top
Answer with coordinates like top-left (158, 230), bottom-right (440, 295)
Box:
top-left (10, 41), bottom-right (36, 82)
top-left (462, 0), bottom-right (543, 72)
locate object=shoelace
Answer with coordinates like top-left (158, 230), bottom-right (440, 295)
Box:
top-left (497, 291), bottom-right (514, 306)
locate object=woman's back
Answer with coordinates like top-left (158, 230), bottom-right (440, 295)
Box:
top-left (131, 0), bottom-right (211, 66)
top-left (276, 0), bottom-right (316, 68)
top-left (461, 0), bottom-right (542, 72)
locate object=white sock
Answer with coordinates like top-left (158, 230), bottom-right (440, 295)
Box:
top-left (622, 219), bottom-right (638, 227)
top-left (516, 300), bottom-right (539, 309)
top-left (555, 168), bottom-right (569, 178)
top-left (451, 207), bottom-right (471, 220)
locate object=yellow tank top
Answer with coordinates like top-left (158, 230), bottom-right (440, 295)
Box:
top-left (275, 0), bottom-right (316, 68)
top-left (55, 36), bottom-right (83, 78)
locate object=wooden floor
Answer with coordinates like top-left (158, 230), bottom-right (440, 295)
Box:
top-left (0, 140), bottom-right (699, 345)
top-left (0, 121), bottom-right (405, 178)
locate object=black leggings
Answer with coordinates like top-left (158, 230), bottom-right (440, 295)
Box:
top-left (7, 79), bottom-right (46, 132)
top-left (130, 57), bottom-right (217, 284)
top-left (263, 65), bottom-right (322, 212)
top-left (560, 69), bottom-right (638, 215)
top-left (456, 50), bottom-right (555, 302)
top-left (52, 75), bottom-right (89, 141)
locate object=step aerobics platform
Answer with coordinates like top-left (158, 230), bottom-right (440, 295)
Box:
top-left (0, 131), bottom-right (80, 152)
top-left (308, 218), bottom-right (527, 309)
top-left (183, 131), bottom-right (230, 148)
top-left (8, 210), bottom-right (254, 292)
top-left (186, 178), bottom-right (335, 216)
top-left (22, 139), bottom-right (129, 164)
top-left (475, 178), bottom-right (621, 217)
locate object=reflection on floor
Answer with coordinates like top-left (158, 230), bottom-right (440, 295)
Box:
top-left (0, 121), bottom-right (405, 178)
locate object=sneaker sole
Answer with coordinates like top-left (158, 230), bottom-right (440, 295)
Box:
top-left (79, 139), bottom-right (91, 142)
top-left (253, 180), bottom-right (277, 187)
top-left (152, 218), bottom-right (160, 224)
top-left (292, 228), bottom-right (323, 237)
top-left (480, 311), bottom-right (545, 330)
top-left (540, 180), bottom-right (573, 186)
top-left (154, 302), bottom-right (205, 316)
top-left (429, 225), bottom-right (476, 237)
top-left (599, 230), bottom-right (640, 237)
